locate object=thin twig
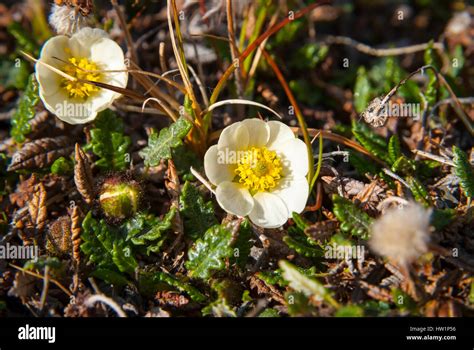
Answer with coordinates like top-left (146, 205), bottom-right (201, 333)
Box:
top-left (411, 149), bottom-right (455, 166)
top-left (322, 35), bottom-right (444, 57)
top-left (86, 294), bottom-right (127, 317)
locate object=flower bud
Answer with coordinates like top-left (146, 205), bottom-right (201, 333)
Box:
top-left (99, 177), bottom-right (141, 221)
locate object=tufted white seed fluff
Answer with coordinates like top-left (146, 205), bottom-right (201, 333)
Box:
top-left (49, 4), bottom-right (94, 36)
top-left (369, 202), bottom-right (432, 266)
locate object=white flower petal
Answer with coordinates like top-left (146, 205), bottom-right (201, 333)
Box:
top-left (273, 138), bottom-right (309, 177)
top-left (218, 122), bottom-right (249, 152)
top-left (267, 121), bottom-right (295, 149)
top-left (90, 37), bottom-right (128, 89)
top-left (272, 176), bottom-right (309, 214)
top-left (69, 28), bottom-right (108, 57)
top-left (249, 192), bottom-right (289, 229)
top-left (241, 118), bottom-right (270, 147)
top-left (216, 181), bottom-right (254, 217)
top-left (35, 36), bottom-right (70, 97)
top-left (204, 145), bottom-right (236, 186)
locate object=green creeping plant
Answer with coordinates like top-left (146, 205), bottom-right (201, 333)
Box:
top-left (139, 116), bottom-right (192, 167)
top-left (84, 110), bottom-right (131, 171)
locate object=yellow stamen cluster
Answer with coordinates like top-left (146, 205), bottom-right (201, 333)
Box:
top-left (235, 147), bottom-right (283, 193)
top-left (62, 57), bottom-right (101, 99)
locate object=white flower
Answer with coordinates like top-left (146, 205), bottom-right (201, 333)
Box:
top-left (204, 118), bottom-right (309, 228)
top-left (49, 3), bottom-right (94, 36)
top-left (369, 202), bottom-right (432, 266)
top-left (35, 27), bottom-right (128, 125)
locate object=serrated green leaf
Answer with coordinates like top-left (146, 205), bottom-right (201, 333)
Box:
top-left (186, 225), bottom-right (233, 279)
top-left (81, 212), bottom-right (137, 278)
top-left (292, 212), bottom-right (309, 231)
top-left (388, 135), bottom-right (402, 164)
top-left (153, 271), bottom-right (206, 302)
top-left (179, 181), bottom-right (217, 239)
top-left (10, 74), bottom-right (39, 143)
top-left (453, 146), bottom-right (474, 199)
top-left (139, 117), bottom-right (192, 166)
top-left (50, 156), bottom-right (73, 175)
top-left (280, 260), bottom-right (338, 308)
top-left (332, 194), bottom-right (372, 238)
top-left (283, 235), bottom-right (323, 258)
top-left (407, 176), bottom-right (431, 206)
top-left (352, 120), bottom-right (390, 163)
top-left (92, 268), bottom-right (130, 287)
top-left (354, 66), bottom-right (371, 113)
top-left (123, 208), bottom-right (176, 254)
top-left (84, 110), bottom-right (131, 171)
top-left (231, 219), bottom-right (253, 269)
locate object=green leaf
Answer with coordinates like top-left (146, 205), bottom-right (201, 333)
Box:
top-left (335, 305), bottom-right (364, 317)
top-left (352, 120), bottom-right (390, 163)
top-left (290, 43), bottom-right (329, 70)
top-left (424, 42), bottom-right (439, 106)
top-left (391, 288), bottom-right (418, 313)
top-left (470, 281), bottom-right (474, 305)
top-left (292, 212), bottom-right (310, 231)
top-left (279, 260), bottom-right (338, 308)
top-left (449, 45), bottom-right (465, 77)
top-left (81, 212), bottom-right (138, 277)
top-left (332, 194), bottom-right (372, 239)
top-left (10, 74), bottom-right (39, 143)
top-left (179, 181), bottom-right (217, 239)
top-left (186, 225), bottom-right (233, 279)
top-left (123, 208), bottom-right (176, 254)
top-left (231, 219), bottom-right (253, 269)
top-left (84, 110), bottom-right (131, 171)
top-left (259, 308), bottom-right (280, 317)
top-left (0, 58), bottom-right (30, 90)
top-left (283, 234), bottom-right (323, 258)
top-left (24, 257), bottom-right (63, 272)
top-left (139, 117), bottom-right (192, 167)
top-left (201, 299), bottom-right (237, 317)
top-left (7, 22), bottom-right (39, 56)
top-left (349, 150), bottom-right (380, 176)
top-left (431, 208), bottom-right (456, 231)
top-left (354, 66), bottom-right (371, 113)
top-left (388, 135), bottom-right (402, 164)
top-left (50, 157), bottom-right (73, 175)
top-left (452, 146), bottom-right (474, 199)
top-left (407, 176), bottom-right (431, 206)
top-left (91, 268), bottom-right (130, 287)
top-left (152, 271), bottom-right (206, 302)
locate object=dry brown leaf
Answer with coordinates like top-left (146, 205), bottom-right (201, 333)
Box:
top-left (70, 205), bottom-right (83, 264)
top-left (46, 216), bottom-right (72, 257)
top-left (28, 182), bottom-right (47, 231)
top-left (8, 136), bottom-right (73, 171)
top-left (74, 143), bottom-right (94, 204)
top-left (7, 271), bottom-right (36, 300)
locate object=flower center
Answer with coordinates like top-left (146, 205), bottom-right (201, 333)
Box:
top-left (235, 147), bottom-right (283, 193)
top-left (61, 57), bottom-right (101, 99)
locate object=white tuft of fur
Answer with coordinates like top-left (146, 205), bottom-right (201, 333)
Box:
top-left (49, 4), bottom-right (93, 36)
top-left (369, 202), bottom-right (432, 266)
